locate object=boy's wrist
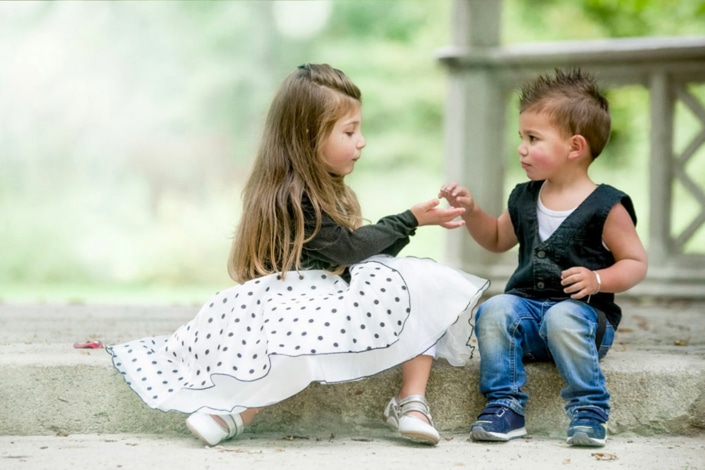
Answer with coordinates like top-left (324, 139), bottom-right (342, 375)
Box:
top-left (593, 271), bottom-right (601, 294)
top-left (462, 204), bottom-right (478, 222)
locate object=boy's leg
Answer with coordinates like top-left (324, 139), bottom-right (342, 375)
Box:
top-left (542, 300), bottom-right (615, 447)
top-left (470, 294), bottom-right (547, 442)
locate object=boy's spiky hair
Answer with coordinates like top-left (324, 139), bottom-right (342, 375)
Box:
top-left (520, 68), bottom-right (611, 159)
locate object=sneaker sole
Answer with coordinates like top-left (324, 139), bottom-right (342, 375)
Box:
top-left (470, 426), bottom-right (527, 442)
top-left (567, 432), bottom-right (606, 447)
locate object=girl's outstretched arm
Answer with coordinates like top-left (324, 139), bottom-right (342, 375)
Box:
top-left (303, 208), bottom-right (418, 266)
top-left (410, 199), bottom-right (465, 229)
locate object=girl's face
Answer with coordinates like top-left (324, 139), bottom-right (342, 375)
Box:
top-left (321, 105), bottom-right (366, 176)
top-left (517, 110), bottom-right (572, 181)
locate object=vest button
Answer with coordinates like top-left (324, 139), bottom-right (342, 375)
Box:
top-left (537, 281), bottom-right (545, 289)
top-left (537, 250), bottom-right (546, 258)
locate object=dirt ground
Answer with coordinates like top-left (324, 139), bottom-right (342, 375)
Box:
top-left (2, 432), bottom-right (705, 470)
top-left (613, 297), bottom-right (705, 356)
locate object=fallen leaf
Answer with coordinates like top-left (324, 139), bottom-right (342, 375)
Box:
top-left (634, 315), bottom-right (649, 330)
top-left (216, 448), bottom-right (255, 454)
top-left (592, 452), bottom-right (618, 461)
top-left (282, 435), bottom-right (309, 440)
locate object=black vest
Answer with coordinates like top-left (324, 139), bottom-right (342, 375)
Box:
top-left (505, 181), bottom-right (637, 328)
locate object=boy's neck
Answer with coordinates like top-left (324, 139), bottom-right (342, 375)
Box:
top-left (540, 174), bottom-right (597, 211)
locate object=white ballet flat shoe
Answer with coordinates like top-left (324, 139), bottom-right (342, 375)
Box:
top-left (186, 412), bottom-right (244, 446)
top-left (384, 395), bottom-right (440, 445)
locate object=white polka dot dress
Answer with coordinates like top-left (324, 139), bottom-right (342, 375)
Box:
top-left (107, 255), bottom-right (488, 415)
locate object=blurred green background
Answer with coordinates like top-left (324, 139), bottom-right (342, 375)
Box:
top-left (1, 0), bottom-right (704, 304)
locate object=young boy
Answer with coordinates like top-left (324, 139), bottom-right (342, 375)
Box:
top-left (439, 68), bottom-right (648, 447)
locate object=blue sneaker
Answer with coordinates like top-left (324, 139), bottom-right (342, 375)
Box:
top-left (470, 405), bottom-right (527, 441)
top-left (567, 409), bottom-right (607, 447)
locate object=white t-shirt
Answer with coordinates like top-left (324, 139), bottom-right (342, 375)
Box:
top-left (537, 195), bottom-right (574, 242)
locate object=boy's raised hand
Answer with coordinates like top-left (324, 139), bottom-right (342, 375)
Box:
top-left (410, 199), bottom-right (465, 229)
top-left (438, 183), bottom-right (475, 213)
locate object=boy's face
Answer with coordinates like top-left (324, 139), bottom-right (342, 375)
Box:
top-left (517, 111), bottom-right (573, 181)
top-left (321, 105), bottom-right (366, 177)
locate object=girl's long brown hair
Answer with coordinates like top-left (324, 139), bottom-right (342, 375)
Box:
top-left (228, 64), bottom-right (363, 283)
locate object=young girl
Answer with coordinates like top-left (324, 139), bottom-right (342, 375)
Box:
top-left (107, 63), bottom-right (488, 447)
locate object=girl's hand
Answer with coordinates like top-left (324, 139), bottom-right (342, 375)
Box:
top-left (410, 199), bottom-right (465, 229)
top-left (438, 183), bottom-right (475, 212)
top-left (561, 267), bottom-right (600, 299)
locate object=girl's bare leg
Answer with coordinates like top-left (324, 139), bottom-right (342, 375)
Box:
top-left (398, 354), bottom-right (433, 423)
top-left (240, 407), bottom-right (262, 426)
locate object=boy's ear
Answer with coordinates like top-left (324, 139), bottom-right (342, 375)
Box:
top-left (568, 135), bottom-right (590, 160)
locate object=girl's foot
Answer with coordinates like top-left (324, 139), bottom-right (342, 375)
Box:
top-left (384, 395), bottom-right (440, 445)
top-left (186, 412), bottom-right (244, 446)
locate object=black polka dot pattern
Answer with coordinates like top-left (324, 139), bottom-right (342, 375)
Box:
top-left (106, 255), bottom-right (490, 414)
top-left (108, 258), bottom-right (411, 400)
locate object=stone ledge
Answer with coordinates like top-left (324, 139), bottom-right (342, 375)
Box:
top-left (1, 344), bottom-right (703, 437)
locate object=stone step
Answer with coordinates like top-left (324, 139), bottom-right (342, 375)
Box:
top-left (1, 301), bottom-right (704, 438)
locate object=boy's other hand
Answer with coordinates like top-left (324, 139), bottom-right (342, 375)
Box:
top-left (561, 267), bottom-right (600, 299)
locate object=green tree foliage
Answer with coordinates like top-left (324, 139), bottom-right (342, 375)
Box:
top-left (0, 0), bottom-right (702, 300)
top-left (581, 0), bottom-right (705, 37)
top-left (505, 0), bottom-right (705, 41)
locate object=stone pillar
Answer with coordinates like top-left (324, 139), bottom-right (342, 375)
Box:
top-left (647, 72), bottom-right (674, 269)
top-left (443, 0), bottom-right (507, 280)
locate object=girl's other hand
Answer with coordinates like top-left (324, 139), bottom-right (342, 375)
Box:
top-left (411, 199), bottom-right (466, 229)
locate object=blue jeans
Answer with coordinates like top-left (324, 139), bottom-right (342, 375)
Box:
top-left (475, 294), bottom-right (615, 422)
